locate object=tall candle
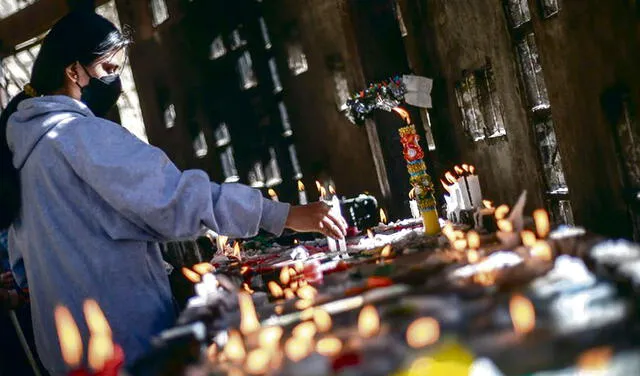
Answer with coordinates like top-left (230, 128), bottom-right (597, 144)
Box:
top-left (467, 166), bottom-right (482, 208)
top-left (329, 186), bottom-right (347, 252)
top-left (319, 186), bottom-right (338, 253)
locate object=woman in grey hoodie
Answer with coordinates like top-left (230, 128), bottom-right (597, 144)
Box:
top-left (0, 10), bottom-right (346, 376)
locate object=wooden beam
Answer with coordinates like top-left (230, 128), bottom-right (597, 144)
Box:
top-left (0, 0), bottom-right (111, 55)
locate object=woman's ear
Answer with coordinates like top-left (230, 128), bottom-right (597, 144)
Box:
top-left (64, 63), bottom-right (79, 84)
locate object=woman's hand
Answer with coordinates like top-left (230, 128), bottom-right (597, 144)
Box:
top-left (285, 202), bottom-right (348, 240)
top-left (0, 272), bottom-right (14, 289)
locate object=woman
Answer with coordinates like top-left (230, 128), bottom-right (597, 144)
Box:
top-left (0, 10), bottom-right (346, 375)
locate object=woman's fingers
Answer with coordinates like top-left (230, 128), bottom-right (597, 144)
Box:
top-left (325, 210), bottom-right (347, 236)
top-left (321, 217), bottom-right (344, 240)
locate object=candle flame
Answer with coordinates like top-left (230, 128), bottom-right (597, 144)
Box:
top-left (315, 181), bottom-right (322, 193)
top-left (358, 305), bottom-right (380, 338)
top-left (193, 262), bottom-right (215, 275)
top-left (232, 241), bottom-right (242, 259)
top-left (207, 343), bottom-right (217, 363)
top-left (392, 106), bottom-right (412, 124)
top-left (497, 219), bottom-right (514, 233)
top-left (268, 281), bottom-right (284, 298)
top-left (510, 295), bottom-right (535, 335)
top-left (319, 187), bottom-right (327, 200)
top-left (316, 336), bottom-right (342, 357)
top-left (453, 239), bottom-right (467, 251)
top-left (295, 299), bottom-right (313, 310)
top-left (275, 305), bottom-right (284, 315)
top-left (280, 266), bottom-right (291, 286)
top-left (406, 317), bottom-right (440, 348)
top-left (467, 231), bottom-right (480, 250)
top-left (297, 285), bottom-right (318, 300)
top-left (294, 239), bottom-right (299, 245)
top-left (495, 205), bottom-right (510, 220)
top-left (240, 266), bottom-right (250, 275)
top-left (329, 185), bottom-right (336, 196)
top-left (380, 244), bottom-right (392, 258)
top-left (441, 180), bottom-right (452, 194)
top-left (289, 267), bottom-right (297, 277)
top-left (520, 231), bottom-right (537, 247)
top-left (577, 347), bottom-right (613, 371)
top-left (474, 271), bottom-right (497, 286)
top-left (469, 165), bottom-right (476, 174)
top-left (292, 321), bottom-right (317, 339)
top-left (297, 180), bottom-right (305, 192)
top-left (367, 229), bottom-right (374, 239)
top-left (182, 267), bottom-right (201, 283)
top-left (245, 349), bottom-right (270, 375)
top-left (290, 281), bottom-right (299, 291)
top-left (242, 283), bottom-right (255, 294)
top-left (54, 305), bottom-right (83, 368)
top-left (380, 209), bottom-right (387, 224)
top-left (442, 224), bottom-right (456, 242)
top-left (531, 240), bottom-right (553, 261)
top-left (285, 337), bottom-right (312, 362)
top-left (454, 165), bottom-right (464, 175)
top-left (259, 326), bottom-right (283, 349)
top-left (482, 200), bottom-right (494, 209)
top-left (224, 330), bottom-right (246, 364)
top-left (444, 172), bottom-right (457, 185)
top-left (462, 164), bottom-right (470, 172)
top-left (284, 288), bottom-right (296, 300)
top-left (294, 261), bottom-right (304, 273)
top-left (239, 292), bottom-right (260, 335)
top-left (313, 309), bottom-right (332, 333)
top-left (88, 335), bottom-right (114, 372)
top-left (83, 299), bottom-right (112, 337)
top-left (408, 188), bottom-right (416, 200)
top-left (533, 209), bottom-right (550, 238)
top-left (216, 235), bottom-right (229, 254)
top-left (268, 189), bottom-right (279, 201)
top-left (468, 249), bottom-right (480, 263)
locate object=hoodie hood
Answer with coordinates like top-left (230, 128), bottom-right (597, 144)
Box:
top-left (7, 95), bottom-right (94, 169)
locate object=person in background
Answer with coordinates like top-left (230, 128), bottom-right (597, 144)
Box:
top-left (0, 9), bottom-right (346, 376)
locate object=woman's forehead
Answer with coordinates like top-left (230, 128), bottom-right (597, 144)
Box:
top-left (95, 48), bottom-right (127, 66)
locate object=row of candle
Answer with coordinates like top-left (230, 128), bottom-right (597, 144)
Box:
top-left (441, 164), bottom-right (483, 221)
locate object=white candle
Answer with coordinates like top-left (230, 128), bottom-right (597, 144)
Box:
top-left (330, 193), bottom-right (347, 252)
top-left (456, 177), bottom-right (473, 210)
top-left (297, 181), bottom-right (308, 205)
top-left (409, 199), bottom-right (420, 219)
top-left (467, 174), bottom-right (482, 208)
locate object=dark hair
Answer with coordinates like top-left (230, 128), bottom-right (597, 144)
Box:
top-left (0, 10), bottom-right (131, 228)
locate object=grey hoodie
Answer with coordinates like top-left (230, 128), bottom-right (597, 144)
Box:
top-left (6, 95), bottom-right (289, 375)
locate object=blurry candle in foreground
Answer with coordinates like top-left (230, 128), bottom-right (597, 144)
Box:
top-left (245, 349), bottom-right (270, 375)
top-left (533, 209), bottom-right (550, 238)
top-left (182, 267), bottom-right (201, 283)
top-left (259, 326), bottom-right (284, 350)
top-left (406, 317), bottom-right (440, 348)
top-left (358, 305), bottom-right (380, 338)
top-left (495, 205), bottom-right (510, 220)
top-left (239, 292), bottom-right (261, 335)
top-left (88, 336), bottom-right (115, 372)
top-left (530, 240), bottom-right (552, 261)
top-left (453, 239), bottom-right (467, 252)
top-left (520, 231), bottom-right (537, 247)
top-left (280, 266), bottom-right (291, 286)
top-left (380, 244), bottom-right (392, 258)
top-left (509, 295), bottom-right (535, 335)
top-left (313, 309), bottom-right (332, 333)
top-left (292, 321), bottom-right (317, 339)
top-left (268, 188), bottom-right (279, 202)
top-left (192, 262), bottom-right (215, 275)
top-left (497, 219), bottom-right (514, 233)
top-left (577, 347), bottom-right (613, 372)
top-left (54, 305), bottom-right (83, 369)
top-left (316, 336), bottom-right (342, 357)
top-left (285, 337), bottom-right (312, 362)
top-left (467, 249), bottom-right (480, 263)
top-left (224, 330), bottom-right (247, 364)
top-left (298, 180), bottom-right (308, 205)
top-left (268, 281), bottom-right (284, 298)
top-left (84, 299), bottom-right (111, 337)
top-left (467, 231), bottom-right (480, 250)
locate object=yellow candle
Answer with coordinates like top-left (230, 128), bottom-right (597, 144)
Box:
top-left (422, 209), bottom-right (441, 236)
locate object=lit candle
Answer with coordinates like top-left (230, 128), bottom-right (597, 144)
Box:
top-left (328, 186), bottom-right (347, 252)
top-left (54, 305), bottom-right (84, 373)
top-left (268, 188), bottom-right (279, 202)
top-left (467, 165), bottom-right (483, 208)
top-left (297, 181), bottom-right (308, 205)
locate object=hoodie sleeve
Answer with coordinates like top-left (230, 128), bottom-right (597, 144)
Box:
top-left (51, 117), bottom-right (290, 241)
